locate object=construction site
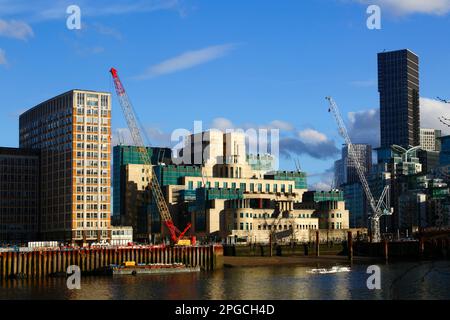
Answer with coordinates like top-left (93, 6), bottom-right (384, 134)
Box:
top-left (109, 68), bottom-right (356, 247)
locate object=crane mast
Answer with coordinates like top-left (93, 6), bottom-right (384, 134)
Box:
top-left (110, 68), bottom-right (191, 244)
top-left (326, 97), bottom-right (390, 242)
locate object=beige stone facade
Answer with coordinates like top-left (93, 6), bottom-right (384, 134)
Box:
top-left (20, 90), bottom-right (111, 243)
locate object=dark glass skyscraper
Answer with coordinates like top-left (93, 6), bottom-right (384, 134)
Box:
top-left (378, 49), bottom-right (420, 148)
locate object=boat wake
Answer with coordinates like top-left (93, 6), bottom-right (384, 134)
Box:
top-left (306, 266), bottom-right (351, 274)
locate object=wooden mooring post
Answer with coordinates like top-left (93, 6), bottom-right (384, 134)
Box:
top-left (347, 231), bottom-right (353, 261)
top-left (383, 240), bottom-right (389, 261)
top-left (315, 231), bottom-right (320, 257)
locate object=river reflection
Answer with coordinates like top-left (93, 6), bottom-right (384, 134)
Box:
top-left (0, 261), bottom-right (449, 300)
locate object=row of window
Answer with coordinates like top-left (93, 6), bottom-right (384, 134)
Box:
top-left (235, 223), bottom-right (317, 231)
top-left (75, 134), bottom-right (109, 142)
top-left (75, 204), bottom-right (108, 210)
top-left (75, 169), bottom-right (109, 176)
top-left (75, 125), bottom-right (109, 134)
top-left (235, 212), bottom-right (313, 219)
top-left (76, 221), bottom-right (108, 228)
top-left (76, 213), bottom-right (108, 219)
top-left (77, 93), bottom-right (109, 108)
top-left (75, 178), bottom-right (109, 184)
top-left (76, 186), bottom-right (109, 193)
top-left (257, 224), bottom-right (317, 231)
top-left (74, 230), bottom-right (109, 238)
top-left (76, 160), bottom-right (109, 168)
top-left (187, 181), bottom-right (293, 193)
top-left (76, 108), bottom-right (110, 117)
top-left (75, 152), bottom-right (109, 159)
top-left (112, 229), bottom-right (132, 236)
top-left (75, 195), bottom-right (109, 202)
top-left (75, 116), bottom-right (109, 125)
top-left (331, 222), bottom-right (343, 229)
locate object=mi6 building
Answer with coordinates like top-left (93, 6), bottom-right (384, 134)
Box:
top-left (19, 90), bottom-right (112, 244)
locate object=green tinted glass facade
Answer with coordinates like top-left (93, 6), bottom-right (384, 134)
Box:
top-left (153, 165), bottom-right (202, 186)
top-left (264, 171), bottom-right (308, 189)
top-left (113, 145), bottom-right (172, 218)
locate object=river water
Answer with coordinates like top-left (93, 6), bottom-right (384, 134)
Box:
top-left (0, 261), bottom-right (449, 300)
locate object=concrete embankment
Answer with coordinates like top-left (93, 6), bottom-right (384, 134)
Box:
top-left (223, 255), bottom-right (379, 268)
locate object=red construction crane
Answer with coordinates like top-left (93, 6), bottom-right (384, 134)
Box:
top-left (110, 67), bottom-right (192, 245)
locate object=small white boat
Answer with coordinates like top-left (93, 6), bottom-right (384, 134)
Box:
top-left (307, 266), bottom-right (351, 274)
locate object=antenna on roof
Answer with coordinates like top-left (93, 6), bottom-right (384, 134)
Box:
top-left (437, 97), bottom-right (450, 128)
top-left (293, 158), bottom-right (302, 172)
top-left (117, 129), bottom-right (124, 145)
top-left (437, 97), bottom-right (449, 104)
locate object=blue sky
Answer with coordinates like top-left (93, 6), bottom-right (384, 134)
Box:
top-left (1, 0), bottom-right (450, 189)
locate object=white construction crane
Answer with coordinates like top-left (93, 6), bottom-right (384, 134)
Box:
top-left (326, 97), bottom-right (392, 242)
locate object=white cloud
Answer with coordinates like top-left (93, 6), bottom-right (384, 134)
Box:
top-left (420, 97), bottom-right (450, 135)
top-left (267, 120), bottom-right (294, 131)
top-left (281, 129), bottom-right (339, 160)
top-left (0, 19), bottom-right (33, 40)
top-left (354, 0), bottom-right (450, 16)
top-left (210, 118), bottom-right (235, 131)
top-left (347, 108), bottom-right (380, 147)
top-left (0, 0), bottom-right (186, 21)
top-left (340, 97), bottom-right (450, 148)
top-left (209, 118), bottom-right (295, 133)
top-left (298, 129), bottom-right (328, 144)
top-left (135, 43), bottom-right (238, 79)
top-left (310, 181), bottom-right (333, 192)
top-left (0, 49), bottom-right (7, 65)
top-left (112, 126), bottom-right (173, 147)
top-left (112, 128), bottom-right (134, 146)
top-left (145, 127), bottom-right (173, 147)
top-left (207, 119), bottom-right (339, 160)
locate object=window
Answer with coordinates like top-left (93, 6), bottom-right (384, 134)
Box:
top-left (250, 183), bottom-right (255, 192)
top-left (231, 182), bottom-right (236, 189)
top-left (240, 183), bottom-right (246, 190)
top-left (197, 181), bottom-right (202, 188)
top-left (240, 223), bottom-right (244, 230)
top-left (266, 184), bottom-right (270, 192)
top-left (223, 182), bottom-right (228, 189)
top-left (258, 184), bottom-right (262, 192)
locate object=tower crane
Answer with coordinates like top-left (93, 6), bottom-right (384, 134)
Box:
top-left (326, 97), bottom-right (392, 242)
top-left (110, 67), bottom-right (192, 245)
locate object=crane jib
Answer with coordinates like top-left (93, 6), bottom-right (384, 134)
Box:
top-left (110, 67), bottom-right (192, 245)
